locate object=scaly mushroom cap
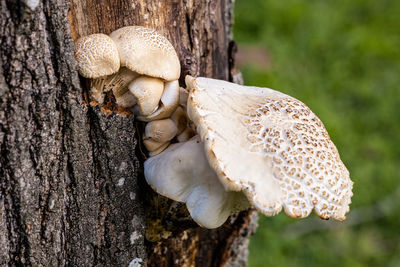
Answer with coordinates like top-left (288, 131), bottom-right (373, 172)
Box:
top-left (186, 76), bottom-right (353, 221)
top-left (74, 34), bottom-right (120, 78)
top-left (145, 136), bottom-right (249, 228)
top-left (109, 26), bottom-right (180, 81)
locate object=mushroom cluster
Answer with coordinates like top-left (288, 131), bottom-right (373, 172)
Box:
top-left (74, 26), bottom-right (353, 229)
top-left (145, 76), bottom-right (353, 228)
top-left (74, 26), bottom-right (190, 154)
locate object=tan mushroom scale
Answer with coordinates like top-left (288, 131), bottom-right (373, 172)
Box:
top-left (74, 34), bottom-right (120, 79)
top-left (186, 76), bottom-right (353, 221)
top-left (109, 26), bottom-right (180, 81)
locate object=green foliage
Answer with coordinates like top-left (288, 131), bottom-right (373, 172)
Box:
top-left (234, 0), bottom-right (400, 266)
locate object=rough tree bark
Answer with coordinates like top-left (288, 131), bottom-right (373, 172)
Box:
top-left (0, 0), bottom-right (257, 266)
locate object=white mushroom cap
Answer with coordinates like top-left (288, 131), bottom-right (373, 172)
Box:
top-left (109, 26), bottom-right (180, 81)
top-left (145, 136), bottom-right (249, 228)
top-left (139, 80), bottom-right (180, 121)
top-left (185, 76), bottom-right (353, 220)
top-left (144, 119), bottom-right (178, 144)
top-left (128, 76), bottom-right (164, 116)
top-left (74, 34), bottom-right (120, 78)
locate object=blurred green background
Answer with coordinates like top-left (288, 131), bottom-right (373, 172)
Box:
top-left (234, 0), bottom-right (400, 266)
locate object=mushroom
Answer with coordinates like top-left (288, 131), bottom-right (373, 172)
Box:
top-left (129, 76), bottom-right (164, 116)
top-left (109, 26), bottom-right (180, 81)
top-left (104, 67), bottom-right (140, 107)
top-left (138, 80), bottom-right (180, 121)
top-left (144, 76), bottom-right (353, 228)
top-left (186, 76), bottom-right (353, 220)
top-left (145, 135), bottom-right (250, 228)
top-left (74, 26), bottom-right (181, 114)
top-left (109, 26), bottom-right (181, 119)
top-left (143, 118), bottom-right (178, 155)
top-left (176, 127), bottom-right (196, 143)
top-left (74, 33), bottom-right (120, 103)
top-left (170, 106), bottom-right (187, 135)
top-left (144, 119), bottom-right (178, 143)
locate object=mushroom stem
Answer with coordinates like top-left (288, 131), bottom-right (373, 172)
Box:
top-left (145, 136), bottom-right (249, 228)
top-left (177, 127), bottom-right (196, 143)
top-left (89, 77), bottom-right (107, 104)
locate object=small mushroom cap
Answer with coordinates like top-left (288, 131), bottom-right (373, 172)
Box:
top-left (128, 76), bottom-right (164, 116)
top-left (139, 80), bottom-right (180, 122)
top-left (74, 34), bottom-right (120, 78)
top-left (144, 118), bottom-right (178, 143)
top-left (186, 76), bottom-right (353, 221)
top-left (109, 26), bottom-right (180, 81)
top-left (144, 136), bottom-right (248, 228)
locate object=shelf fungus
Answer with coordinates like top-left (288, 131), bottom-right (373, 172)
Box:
top-left (74, 26), bottom-right (180, 120)
top-left (144, 76), bottom-right (353, 228)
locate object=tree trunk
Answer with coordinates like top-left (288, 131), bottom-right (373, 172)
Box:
top-left (0, 0), bottom-right (257, 266)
